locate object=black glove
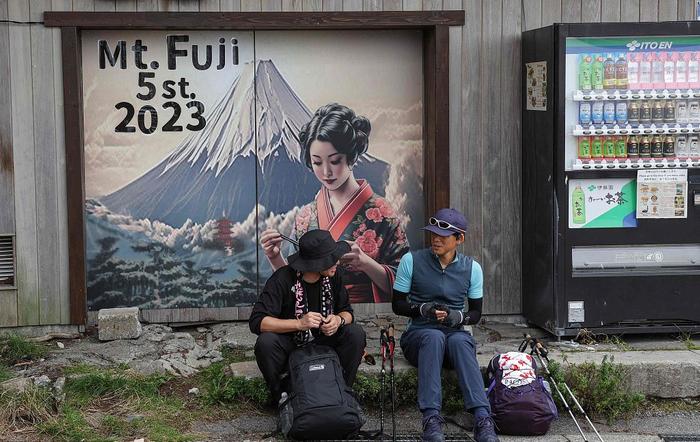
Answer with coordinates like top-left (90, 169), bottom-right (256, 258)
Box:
top-left (419, 302), bottom-right (444, 320)
top-left (444, 308), bottom-right (467, 328)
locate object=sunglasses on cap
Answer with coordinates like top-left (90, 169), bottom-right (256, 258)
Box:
top-left (429, 217), bottom-right (465, 233)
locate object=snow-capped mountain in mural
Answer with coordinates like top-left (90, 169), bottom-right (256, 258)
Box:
top-left (101, 60), bottom-right (389, 226)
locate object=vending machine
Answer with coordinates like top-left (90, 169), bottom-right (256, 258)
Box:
top-left (522, 23), bottom-right (700, 337)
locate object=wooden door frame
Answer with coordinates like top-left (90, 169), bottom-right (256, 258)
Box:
top-left (44, 11), bottom-right (464, 325)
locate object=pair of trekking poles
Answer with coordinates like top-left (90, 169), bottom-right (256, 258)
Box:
top-left (378, 324), bottom-right (396, 441)
top-left (518, 334), bottom-right (605, 442)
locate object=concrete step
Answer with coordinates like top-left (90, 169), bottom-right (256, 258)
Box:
top-left (227, 321), bottom-right (700, 399)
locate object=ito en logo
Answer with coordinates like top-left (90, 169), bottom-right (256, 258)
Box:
top-left (626, 40), bottom-right (642, 51)
top-left (626, 40), bottom-right (673, 51)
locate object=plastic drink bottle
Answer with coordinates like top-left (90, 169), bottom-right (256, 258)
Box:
top-left (604, 101), bottom-right (616, 125)
top-left (591, 101), bottom-right (604, 125)
top-left (603, 53), bottom-right (617, 90)
top-left (663, 135), bottom-right (676, 158)
top-left (615, 136), bottom-right (627, 158)
top-left (689, 52), bottom-right (700, 88)
top-left (592, 54), bottom-right (605, 90)
top-left (677, 100), bottom-right (689, 124)
top-left (572, 186), bottom-right (586, 224)
top-left (591, 136), bottom-right (604, 158)
top-left (664, 52), bottom-right (676, 90)
top-left (652, 52), bottom-right (665, 90)
top-left (689, 99), bottom-right (700, 123)
top-left (579, 102), bottom-right (592, 125)
top-left (627, 53), bottom-right (640, 90)
top-left (579, 54), bottom-right (593, 90)
top-left (615, 101), bottom-right (628, 124)
top-left (627, 134), bottom-right (640, 158)
top-left (677, 135), bottom-right (688, 158)
top-left (578, 137), bottom-right (591, 158)
top-left (639, 52), bottom-right (652, 89)
top-left (676, 52), bottom-right (688, 90)
top-left (690, 136), bottom-right (700, 157)
top-left (616, 52), bottom-right (629, 89)
top-left (604, 136), bottom-right (616, 158)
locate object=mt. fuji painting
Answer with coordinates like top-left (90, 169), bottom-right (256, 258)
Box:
top-left (83, 30), bottom-right (424, 313)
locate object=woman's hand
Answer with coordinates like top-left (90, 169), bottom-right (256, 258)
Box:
top-left (298, 312), bottom-right (324, 331)
top-left (320, 314), bottom-right (342, 336)
top-left (340, 241), bottom-right (370, 272)
top-left (260, 229), bottom-right (283, 260)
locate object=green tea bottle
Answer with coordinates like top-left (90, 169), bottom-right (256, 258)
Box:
top-left (579, 54), bottom-right (593, 90)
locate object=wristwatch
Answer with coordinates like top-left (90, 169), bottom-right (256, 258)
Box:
top-left (338, 315), bottom-right (346, 328)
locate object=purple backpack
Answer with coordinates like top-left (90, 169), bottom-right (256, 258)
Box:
top-left (486, 352), bottom-right (558, 435)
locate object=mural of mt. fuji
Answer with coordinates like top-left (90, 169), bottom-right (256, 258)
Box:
top-left (101, 60), bottom-right (389, 226)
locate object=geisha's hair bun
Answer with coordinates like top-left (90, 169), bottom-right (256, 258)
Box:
top-left (299, 103), bottom-right (371, 169)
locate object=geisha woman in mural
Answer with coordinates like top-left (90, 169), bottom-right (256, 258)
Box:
top-left (260, 103), bottom-right (410, 303)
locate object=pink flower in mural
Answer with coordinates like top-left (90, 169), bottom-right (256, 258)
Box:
top-left (365, 207), bottom-right (383, 223)
top-left (375, 198), bottom-right (395, 218)
top-left (296, 205), bottom-right (311, 233)
top-left (356, 230), bottom-right (384, 259)
top-left (352, 223), bottom-right (368, 239)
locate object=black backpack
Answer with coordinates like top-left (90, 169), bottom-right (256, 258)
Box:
top-left (284, 344), bottom-right (363, 440)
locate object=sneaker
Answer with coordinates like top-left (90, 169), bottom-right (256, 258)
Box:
top-left (277, 392), bottom-right (293, 437)
top-left (473, 416), bottom-right (499, 442)
top-left (421, 414), bottom-right (445, 442)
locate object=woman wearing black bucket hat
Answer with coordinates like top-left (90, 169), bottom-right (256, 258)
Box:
top-left (249, 229), bottom-right (367, 405)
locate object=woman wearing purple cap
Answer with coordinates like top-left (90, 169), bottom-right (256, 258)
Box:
top-left (392, 208), bottom-right (499, 442)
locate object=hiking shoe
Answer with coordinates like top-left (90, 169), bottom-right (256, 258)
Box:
top-left (421, 414), bottom-right (445, 442)
top-left (474, 416), bottom-right (499, 442)
top-left (277, 392), bottom-right (293, 436)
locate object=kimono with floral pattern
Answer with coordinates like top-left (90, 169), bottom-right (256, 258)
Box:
top-left (289, 180), bottom-right (410, 304)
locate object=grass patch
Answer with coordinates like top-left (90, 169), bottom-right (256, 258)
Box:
top-left (0, 334), bottom-right (47, 365)
top-left (0, 385), bottom-right (56, 431)
top-left (677, 332), bottom-right (700, 351)
top-left (0, 365), bottom-right (13, 383)
top-left (38, 364), bottom-right (198, 441)
top-left (38, 406), bottom-right (103, 442)
top-left (197, 360), bottom-right (270, 408)
top-left (644, 397), bottom-right (700, 413)
top-left (64, 365), bottom-right (171, 407)
top-left (548, 355), bottom-right (644, 423)
top-left (220, 346), bottom-right (255, 364)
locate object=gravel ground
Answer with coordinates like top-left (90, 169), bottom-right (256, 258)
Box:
top-left (189, 409), bottom-right (700, 441)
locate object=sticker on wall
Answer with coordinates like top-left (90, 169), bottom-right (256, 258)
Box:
top-left (525, 61), bottom-right (547, 111)
top-left (637, 169), bottom-right (688, 219)
top-left (569, 178), bottom-right (637, 228)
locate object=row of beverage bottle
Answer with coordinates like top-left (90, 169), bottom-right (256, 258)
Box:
top-left (577, 134), bottom-right (700, 159)
top-left (578, 99), bottom-right (700, 125)
top-left (578, 52), bottom-right (700, 91)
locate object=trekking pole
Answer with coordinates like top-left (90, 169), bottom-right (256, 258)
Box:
top-left (524, 335), bottom-right (590, 442)
top-left (528, 337), bottom-right (604, 442)
top-left (387, 323), bottom-right (396, 442)
top-left (379, 327), bottom-right (388, 440)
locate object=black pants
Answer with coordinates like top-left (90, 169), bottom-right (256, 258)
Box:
top-left (254, 323), bottom-right (366, 403)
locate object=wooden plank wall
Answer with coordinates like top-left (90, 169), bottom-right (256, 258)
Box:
top-left (0, 0), bottom-right (696, 327)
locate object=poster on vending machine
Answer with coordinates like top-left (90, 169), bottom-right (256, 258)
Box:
top-left (569, 178), bottom-right (637, 228)
top-left (636, 169), bottom-right (688, 219)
